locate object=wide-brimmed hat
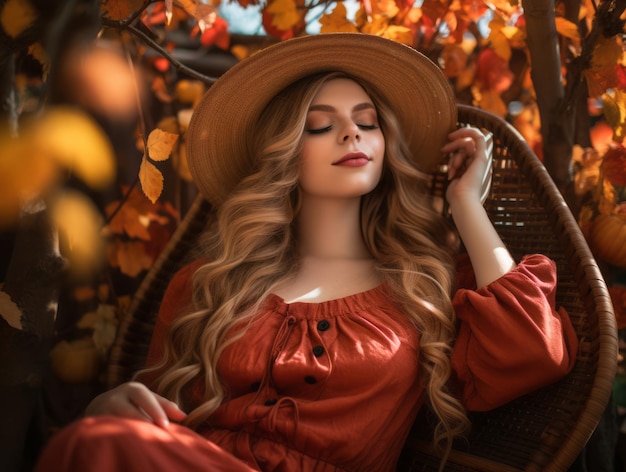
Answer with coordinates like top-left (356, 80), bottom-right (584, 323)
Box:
top-left (187, 32), bottom-right (457, 206)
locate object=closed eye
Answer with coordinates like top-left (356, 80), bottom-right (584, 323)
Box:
top-left (358, 124), bottom-right (379, 130)
top-left (305, 125), bottom-right (332, 134)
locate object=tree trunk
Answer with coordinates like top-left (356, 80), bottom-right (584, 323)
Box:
top-left (523, 0), bottom-right (577, 207)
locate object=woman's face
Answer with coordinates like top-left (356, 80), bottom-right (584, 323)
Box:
top-left (298, 78), bottom-right (385, 200)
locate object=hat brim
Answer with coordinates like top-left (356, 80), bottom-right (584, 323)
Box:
top-left (187, 33), bottom-right (457, 205)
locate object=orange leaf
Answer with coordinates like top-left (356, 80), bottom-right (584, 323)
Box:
top-left (106, 205), bottom-right (151, 240)
top-left (370, 0), bottom-right (400, 18)
top-left (147, 128), bottom-right (179, 162)
top-left (109, 240), bottom-right (153, 277)
top-left (319, 2), bottom-right (358, 33)
top-left (101, 0), bottom-right (145, 20)
top-left (266, 0), bottom-right (301, 31)
top-left (1, 0), bottom-right (37, 38)
top-left (139, 157), bottom-right (164, 204)
top-left (555, 17), bottom-right (580, 42)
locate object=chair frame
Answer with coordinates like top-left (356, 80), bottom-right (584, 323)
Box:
top-left (106, 104), bottom-right (618, 471)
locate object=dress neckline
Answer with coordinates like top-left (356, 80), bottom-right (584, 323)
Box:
top-left (264, 284), bottom-right (390, 319)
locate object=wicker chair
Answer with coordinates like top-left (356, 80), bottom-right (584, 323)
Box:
top-left (105, 104), bottom-right (618, 471)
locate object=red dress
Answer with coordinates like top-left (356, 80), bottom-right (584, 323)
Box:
top-left (36, 254), bottom-right (578, 472)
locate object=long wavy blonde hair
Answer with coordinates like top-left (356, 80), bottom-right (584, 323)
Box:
top-left (140, 71), bottom-right (470, 462)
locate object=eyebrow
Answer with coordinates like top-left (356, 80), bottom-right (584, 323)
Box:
top-left (308, 102), bottom-right (376, 113)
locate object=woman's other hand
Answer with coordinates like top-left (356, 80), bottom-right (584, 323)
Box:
top-left (84, 381), bottom-right (187, 428)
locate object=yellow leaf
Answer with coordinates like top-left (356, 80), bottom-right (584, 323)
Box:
top-left (139, 157), bottom-right (164, 203)
top-left (147, 128), bottom-right (179, 162)
top-left (172, 142), bottom-right (193, 181)
top-left (592, 36), bottom-right (622, 67)
top-left (555, 17), bottom-right (580, 41)
top-left (378, 25), bottom-right (413, 46)
top-left (488, 28), bottom-right (511, 62)
top-left (31, 107), bottom-right (116, 189)
top-left (52, 190), bottom-right (105, 273)
top-left (361, 14), bottom-right (391, 35)
top-left (266, 0), bottom-right (300, 31)
top-left (602, 89), bottom-right (626, 143)
top-left (319, 2), bottom-right (358, 33)
top-left (370, 0), bottom-right (399, 18)
top-left (1, 0), bottom-right (36, 38)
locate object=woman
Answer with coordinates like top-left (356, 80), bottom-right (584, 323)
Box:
top-left (36, 33), bottom-right (577, 472)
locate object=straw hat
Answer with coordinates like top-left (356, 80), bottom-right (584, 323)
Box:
top-left (187, 32), bottom-right (457, 206)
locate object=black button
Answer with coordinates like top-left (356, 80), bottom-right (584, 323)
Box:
top-left (264, 398), bottom-right (277, 406)
top-left (317, 320), bottom-right (330, 331)
top-left (250, 381), bottom-right (261, 392)
top-left (312, 345), bottom-right (324, 357)
top-left (304, 375), bottom-right (317, 384)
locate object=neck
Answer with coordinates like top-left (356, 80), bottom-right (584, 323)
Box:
top-left (296, 195), bottom-right (371, 260)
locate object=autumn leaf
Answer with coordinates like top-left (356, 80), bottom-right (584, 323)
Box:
top-left (421, 0), bottom-right (448, 23)
top-left (1, 0), bottom-right (36, 38)
top-left (602, 89), bottom-right (626, 143)
top-left (108, 240), bottom-right (153, 277)
top-left (370, 0), bottom-right (400, 18)
top-left (555, 17), bottom-right (580, 42)
top-left (488, 16), bottom-right (512, 62)
top-left (31, 107), bottom-right (116, 189)
top-left (319, 2), bottom-right (358, 33)
top-left (147, 128), bottom-right (179, 162)
top-left (602, 146), bottom-right (626, 186)
top-left (199, 17), bottom-right (230, 50)
top-left (101, 0), bottom-right (145, 20)
top-left (598, 179), bottom-right (618, 215)
top-left (52, 190), bottom-right (106, 273)
top-left (0, 291), bottom-right (23, 330)
top-left (139, 157), bottom-right (164, 203)
top-left (266, 0), bottom-right (300, 31)
top-left (105, 204), bottom-right (151, 240)
top-left (378, 25), bottom-right (414, 45)
top-left (165, 0), bottom-right (173, 25)
top-left (591, 35), bottom-right (622, 68)
top-left (172, 141), bottom-right (193, 181)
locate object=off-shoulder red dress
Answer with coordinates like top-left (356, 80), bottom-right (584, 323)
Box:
top-left (35, 254), bottom-right (578, 472)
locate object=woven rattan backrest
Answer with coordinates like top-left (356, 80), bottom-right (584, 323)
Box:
top-left (106, 104), bottom-right (617, 471)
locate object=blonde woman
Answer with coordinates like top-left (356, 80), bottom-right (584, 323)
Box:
top-left (36, 33), bottom-right (577, 472)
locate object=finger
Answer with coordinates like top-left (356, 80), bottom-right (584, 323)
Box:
top-left (126, 384), bottom-right (172, 428)
top-left (156, 394), bottom-right (187, 422)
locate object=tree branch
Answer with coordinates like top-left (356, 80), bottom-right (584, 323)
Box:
top-left (101, 18), bottom-right (217, 85)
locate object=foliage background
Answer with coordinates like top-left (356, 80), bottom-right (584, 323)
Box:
top-left (0, 0), bottom-right (625, 470)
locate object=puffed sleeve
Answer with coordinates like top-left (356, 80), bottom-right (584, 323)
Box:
top-left (137, 260), bottom-right (202, 388)
top-left (451, 254), bottom-right (578, 411)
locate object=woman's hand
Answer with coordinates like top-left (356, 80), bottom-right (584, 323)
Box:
top-left (441, 126), bottom-right (515, 287)
top-left (441, 126), bottom-right (492, 205)
top-left (85, 381), bottom-right (187, 428)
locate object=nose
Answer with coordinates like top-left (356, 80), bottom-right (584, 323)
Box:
top-left (340, 122), bottom-right (360, 143)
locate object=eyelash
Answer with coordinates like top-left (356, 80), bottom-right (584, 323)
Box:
top-left (305, 124), bottom-right (379, 134)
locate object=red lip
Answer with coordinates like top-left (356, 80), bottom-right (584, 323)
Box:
top-left (333, 152), bottom-right (371, 166)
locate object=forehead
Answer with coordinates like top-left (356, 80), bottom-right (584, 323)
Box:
top-left (310, 78), bottom-right (373, 106)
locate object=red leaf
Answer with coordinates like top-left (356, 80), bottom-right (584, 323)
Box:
top-left (602, 146), bottom-right (626, 186)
